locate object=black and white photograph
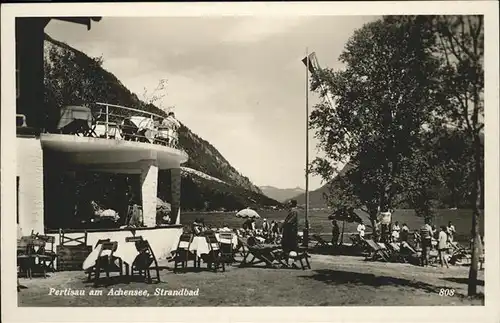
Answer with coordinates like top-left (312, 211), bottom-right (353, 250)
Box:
top-left (1, 2), bottom-right (499, 322)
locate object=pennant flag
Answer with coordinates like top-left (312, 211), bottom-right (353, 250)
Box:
top-left (301, 52), bottom-right (317, 75)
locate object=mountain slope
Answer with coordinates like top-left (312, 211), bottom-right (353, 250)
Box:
top-left (259, 186), bottom-right (305, 203)
top-left (43, 33), bottom-right (278, 210)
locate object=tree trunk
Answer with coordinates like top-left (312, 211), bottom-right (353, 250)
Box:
top-left (340, 221), bottom-right (345, 246)
top-left (370, 211), bottom-right (379, 242)
top-left (468, 133), bottom-right (482, 296)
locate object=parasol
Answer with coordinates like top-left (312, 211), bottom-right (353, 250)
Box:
top-left (235, 208), bottom-right (260, 219)
top-left (327, 207), bottom-right (363, 246)
top-left (327, 208), bottom-right (363, 223)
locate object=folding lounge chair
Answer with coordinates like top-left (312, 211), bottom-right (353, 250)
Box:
top-left (287, 249), bottom-right (311, 270)
top-left (363, 239), bottom-right (390, 262)
top-left (237, 237), bottom-right (285, 268)
top-left (312, 234), bottom-right (333, 248)
top-left (386, 242), bottom-right (408, 263)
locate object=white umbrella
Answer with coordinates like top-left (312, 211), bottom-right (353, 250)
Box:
top-left (235, 208), bottom-right (260, 219)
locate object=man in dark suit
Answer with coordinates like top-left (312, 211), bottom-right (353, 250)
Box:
top-left (282, 199), bottom-right (299, 254)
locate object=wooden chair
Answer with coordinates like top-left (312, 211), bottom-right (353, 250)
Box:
top-left (57, 229), bottom-right (91, 271)
top-left (201, 232), bottom-right (225, 272)
top-left (86, 239), bottom-right (111, 281)
top-left (172, 233), bottom-right (196, 273)
top-left (59, 229), bottom-right (88, 246)
top-left (36, 235), bottom-right (57, 272)
top-left (17, 236), bottom-right (39, 279)
top-left (93, 241), bottom-right (123, 287)
top-left (218, 232), bottom-right (235, 264)
top-left (125, 236), bottom-right (161, 283)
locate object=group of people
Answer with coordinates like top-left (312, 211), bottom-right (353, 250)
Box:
top-left (241, 218), bottom-right (281, 238)
top-left (240, 200), bottom-right (300, 254)
top-left (418, 219), bottom-right (457, 268)
top-left (331, 208), bottom-right (462, 268)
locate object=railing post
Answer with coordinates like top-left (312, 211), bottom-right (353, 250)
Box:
top-left (105, 104), bottom-right (109, 139)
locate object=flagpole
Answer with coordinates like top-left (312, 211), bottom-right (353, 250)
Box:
top-left (303, 47), bottom-right (310, 248)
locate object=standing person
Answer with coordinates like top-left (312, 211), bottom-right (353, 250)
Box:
top-left (437, 226), bottom-right (450, 268)
top-left (420, 218), bottom-right (433, 267)
top-left (331, 220), bottom-right (340, 246)
top-left (400, 223), bottom-right (410, 242)
top-left (262, 218), bottom-right (270, 233)
top-left (242, 218), bottom-right (252, 231)
top-left (357, 221), bottom-right (366, 241)
top-left (250, 219), bottom-right (256, 232)
top-left (392, 221), bottom-right (401, 242)
top-left (271, 220), bottom-right (280, 242)
top-left (162, 112), bottom-right (180, 147)
top-left (446, 221), bottom-right (456, 243)
top-left (281, 199), bottom-right (299, 256)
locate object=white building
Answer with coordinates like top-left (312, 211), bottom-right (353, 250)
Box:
top-left (16, 17), bottom-right (188, 262)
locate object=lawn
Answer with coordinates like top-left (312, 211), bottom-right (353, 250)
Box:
top-left (18, 254), bottom-right (484, 307)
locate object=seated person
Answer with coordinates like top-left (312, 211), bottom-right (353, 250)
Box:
top-left (192, 219), bottom-right (202, 235)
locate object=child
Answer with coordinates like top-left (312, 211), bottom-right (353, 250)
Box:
top-left (437, 226), bottom-right (450, 268)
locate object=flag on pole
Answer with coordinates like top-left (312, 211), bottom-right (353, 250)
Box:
top-left (302, 52), bottom-right (335, 108)
top-left (301, 52), bottom-right (318, 76)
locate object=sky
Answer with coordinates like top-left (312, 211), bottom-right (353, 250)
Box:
top-left (45, 16), bottom-right (378, 190)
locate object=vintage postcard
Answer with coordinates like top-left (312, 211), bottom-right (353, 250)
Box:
top-left (1, 1), bottom-right (499, 323)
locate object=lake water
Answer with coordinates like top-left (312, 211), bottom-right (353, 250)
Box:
top-left (181, 209), bottom-right (484, 244)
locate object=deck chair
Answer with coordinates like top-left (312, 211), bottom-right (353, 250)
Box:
top-left (363, 239), bottom-right (390, 262)
top-left (172, 233), bottom-right (197, 273)
top-left (311, 234), bottom-right (333, 248)
top-left (126, 236), bottom-right (161, 283)
top-left (92, 241), bottom-right (123, 287)
top-left (201, 232), bottom-right (225, 272)
top-left (286, 249), bottom-right (311, 270)
top-left (218, 232), bottom-right (235, 265)
top-left (448, 243), bottom-right (469, 265)
top-left (237, 237), bottom-right (284, 269)
top-left (386, 242), bottom-right (407, 263)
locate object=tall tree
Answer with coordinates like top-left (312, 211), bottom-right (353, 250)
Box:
top-left (433, 15), bottom-right (484, 296)
top-left (309, 16), bottom-right (442, 234)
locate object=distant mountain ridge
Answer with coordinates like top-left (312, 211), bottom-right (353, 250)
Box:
top-left (43, 33), bottom-right (278, 211)
top-left (259, 186), bottom-right (305, 203)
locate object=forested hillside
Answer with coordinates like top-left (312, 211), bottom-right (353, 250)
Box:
top-left (43, 33), bottom-right (279, 211)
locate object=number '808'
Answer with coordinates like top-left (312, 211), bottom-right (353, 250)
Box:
top-left (439, 288), bottom-right (455, 296)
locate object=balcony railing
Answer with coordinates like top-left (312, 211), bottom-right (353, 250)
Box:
top-left (47, 102), bottom-right (183, 152)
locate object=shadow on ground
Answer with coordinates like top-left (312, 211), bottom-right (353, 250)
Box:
top-left (299, 269), bottom-right (453, 295)
top-left (441, 276), bottom-right (485, 287)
